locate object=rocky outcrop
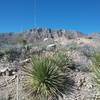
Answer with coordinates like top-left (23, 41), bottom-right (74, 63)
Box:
top-left (23, 28), bottom-right (84, 42)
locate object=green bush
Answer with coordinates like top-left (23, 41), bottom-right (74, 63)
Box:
top-left (16, 36), bottom-right (27, 46)
top-left (80, 45), bottom-right (95, 58)
top-left (22, 55), bottom-right (65, 100)
top-left (52, 51), bottom-right (75, 72)
top-left (0, 51), bottom-right (4, 59)
top-left (66, 42), bottom-right (79, 51)
top-left (92, 52), bottom-right (100, 86)
top-left (5, 48), bottom-right (21, 62)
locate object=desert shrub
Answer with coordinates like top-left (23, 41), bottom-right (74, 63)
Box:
top-left (16, 36), bottom-right (27, 46)
top-left (22, 55), bottom-right (65, 100)
top-left (0, 51), bottom-right (4, 59)
top-left (52, 51), bottom-right (75, 72)
top-left (91, 52), bottom-right (100, 86)
top-left (66, 42), bottom-right (79, 51)
top-left (5, 48), bottom-right (21, 62)
top-left (80, 45), bottom-right (95, 58)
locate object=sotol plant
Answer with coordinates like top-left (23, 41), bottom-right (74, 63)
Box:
top-left (22, 55), bottom-right (65, 100)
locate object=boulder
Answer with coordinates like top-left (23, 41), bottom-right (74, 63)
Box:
top-left (46, 44), bottom-right (56, 51)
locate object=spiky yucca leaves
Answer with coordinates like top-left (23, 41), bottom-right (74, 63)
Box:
top-left (91, 52), bottom-right (100, 86)
top-left (22, 55), bottom-right (65, 100)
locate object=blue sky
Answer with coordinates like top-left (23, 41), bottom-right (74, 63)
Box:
top-left (0, 0), bottom-right (100, 34)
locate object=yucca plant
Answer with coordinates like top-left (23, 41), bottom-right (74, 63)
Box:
top-left (22, 55), bottom-right (65, 100)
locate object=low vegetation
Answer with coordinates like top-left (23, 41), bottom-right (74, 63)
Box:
top-left (91, 52), bottom-right (100, 86)
top-left (52, 51), bottom-right (75, 72)
top-left (23, 56), bottom-right (65, 100)
top-left (80, 45), bottom-right (95, 58)
top-left (5, 48), bottom-right (21, 62)
top-left (0, 51), bottom-right (4, 59)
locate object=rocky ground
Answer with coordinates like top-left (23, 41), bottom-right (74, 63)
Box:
top-left (0, 65), bottom-right (100, 100)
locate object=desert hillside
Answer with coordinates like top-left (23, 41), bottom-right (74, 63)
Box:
top-left (0, 28), bottom-right (100, 100)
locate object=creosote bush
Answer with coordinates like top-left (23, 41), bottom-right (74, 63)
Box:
top-left (22, 55), bottom-right (66, 100)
